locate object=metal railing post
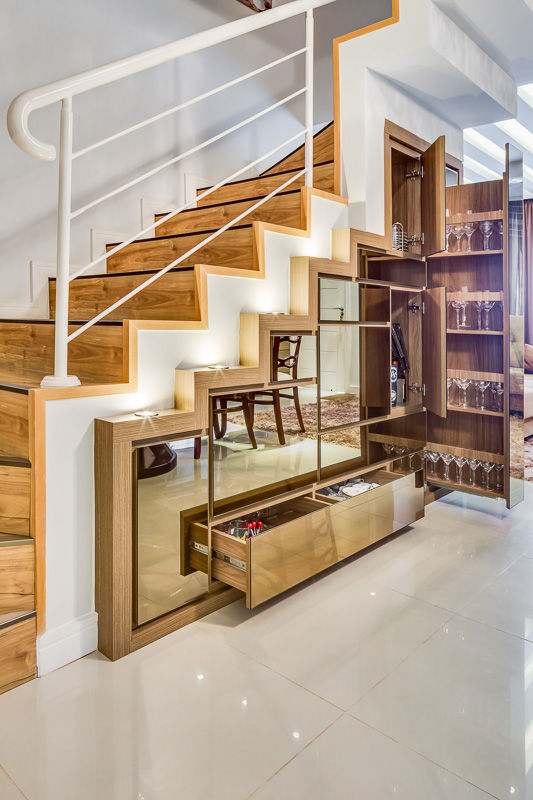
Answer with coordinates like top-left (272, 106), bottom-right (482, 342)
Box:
top-left (41, 97), bottom-right (80, 388)
top-left (304, 8), bottom-right (314, 187)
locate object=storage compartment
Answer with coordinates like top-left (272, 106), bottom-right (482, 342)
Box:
top-left (391, 289), bottom-right (422, 409)
top-left (185, 469), bottom-right (424, 608)
top-left (361, 256), bottom-right (426, 289)
top-left (365, 411), bottom-right (426, 466)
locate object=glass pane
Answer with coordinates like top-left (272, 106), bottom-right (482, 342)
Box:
top-left (270, 334), bottom-right (316, 382)
top-left (135, 439), bottom-right (209, 626)
top-left (506, 143), bottom-right (525, 507)
top-left (319, 278), bottom-right (359, 322)
top-left (319, 326), bottom-right (360, 428)
top-left (320, 425), bottom-right (363, 473)
top-left (211, 386), bottom-right (318, 510)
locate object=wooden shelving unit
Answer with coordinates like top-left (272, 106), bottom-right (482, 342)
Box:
top-left (430, 249), bottom-right (503, 259)
top-left (446, 405), bottom-right (503, 418)
top-left (446, 329), bottom-right (503, 336)
top-left (446, 210), bottom-right (502, 224)
top-left (428, 478), bottom-right (503, 500)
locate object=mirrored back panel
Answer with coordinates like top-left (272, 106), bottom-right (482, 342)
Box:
top-left (133, 438), bottom-right (209, 626)
top-left (506, 143), bottom-right (525, 507)
top-left (209, 385), bottom-right (318, 515)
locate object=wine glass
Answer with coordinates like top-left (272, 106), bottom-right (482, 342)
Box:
top-left (450, 300), bottom-right (463, 329)
top-left (447, 377), bottom-right (454, 406)
top-left (467, 458), bottom-right (480, 485)
top-left (474, 300), bottom-right (484, 330)
top-left (454, 224), bottom-right (465, 253)
top-left (455, 378), bottom-right (470, 408)
top-left (481, 300), bottom-right (495, 330)
top-left (481, 461), bottom-right (494, 489)
top-left (498, 220), bottom-right (503, 248)
top-left (491, 382), bottom-right (504, 412)
top-left (495, 464), bottom-right (504, 492)
top-left (480, 221), bottom-right (493, 251)
top-left (382, 443), bottom-right (394, 457)
top-left (454, 456), bottom-right (467, 484)
top-left (425, 451), bottom-right (440, 477)
top-left (440, 453), bottom-right (454, 482)
top-left (464, 221), bottom-right (478, 252)
top-left (473, 380), bottom-right (490, 410)
top-left (445, 224), bottom-right (453, 252)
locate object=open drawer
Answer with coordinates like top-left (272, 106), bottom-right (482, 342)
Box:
top-left (186, 469), bottom-right (424, 609)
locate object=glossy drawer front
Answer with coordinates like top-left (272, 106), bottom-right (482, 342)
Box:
top-left (188, 470), bottom-right (424, 609)
top-left (250, 471), bottom-right (424, 607)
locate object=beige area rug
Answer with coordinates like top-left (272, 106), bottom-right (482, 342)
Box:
top-left (524, 435), bottom-right (533, 481)
top-left (233, 396), bottom-right (361, 449)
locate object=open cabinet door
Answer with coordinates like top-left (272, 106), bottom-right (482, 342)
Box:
top-left (422, 287), bottom-right (447, 417)
top-left (421, 136), bottom-right (446, 257)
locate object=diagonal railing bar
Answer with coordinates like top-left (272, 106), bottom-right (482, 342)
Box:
top-left (72, 48), bottom-right (307, 160)
top-left (67, 168), bottom-right (305, 342)
top-left (70, 130), bottom-right (305, 281)
top-left (70, 87), bottom-right (306, 220)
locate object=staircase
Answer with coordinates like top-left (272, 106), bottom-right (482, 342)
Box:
top-left (0, 122), bottom-right (334, 692)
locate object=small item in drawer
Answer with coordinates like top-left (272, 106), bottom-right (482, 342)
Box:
top-left (341, 481), bottom-right (379, 497)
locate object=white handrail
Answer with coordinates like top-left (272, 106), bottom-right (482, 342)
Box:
top-left (7, 0), bottom-right (334, 162)
top-left (7, 0), bottom-right (334, 386)
top-left (72, 47), bottom-right (307, 160)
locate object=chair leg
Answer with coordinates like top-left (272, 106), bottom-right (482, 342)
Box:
top-left (193, 437), bottom-right (202, 460)
top-left (242, 397), bottom-right (257, 449)
top-left (272, 390), bottom-right (286, 445)
top-left (213, 399), bottom-right (228, 440)
top-left (293, 387), bottom-right (306, 433)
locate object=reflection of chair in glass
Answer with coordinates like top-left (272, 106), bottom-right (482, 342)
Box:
top-left (248, 335), bottom-right (305, 446)
top-left (137, 444), bottom-right (177, 479)
top-left (194, 393), bottom-right (257, 459)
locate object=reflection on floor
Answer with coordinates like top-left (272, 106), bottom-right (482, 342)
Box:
top-left (137, 427), bottom-right (360, 624)
top-left (3, 485), bottom-right (533, 799)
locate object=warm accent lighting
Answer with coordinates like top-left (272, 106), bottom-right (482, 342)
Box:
top-left (134, 410), bottom-right (159, 418)
top-left (207, 364), bottom-right (230, 370)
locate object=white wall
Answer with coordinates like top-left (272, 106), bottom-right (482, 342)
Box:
top-left (0, 0), bottom-right (390, 316)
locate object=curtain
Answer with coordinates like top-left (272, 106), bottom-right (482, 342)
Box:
top-left (524, 199), bottom-right (533, 343)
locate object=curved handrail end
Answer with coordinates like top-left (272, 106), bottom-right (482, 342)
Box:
top-left (7, 93), bottom-right (56, 162)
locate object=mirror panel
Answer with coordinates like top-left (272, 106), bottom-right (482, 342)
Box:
top-left (319, 326), bottom-right (360, 428)
top-left (134, 439), bottom-right (209, 626)
top-left (210, 386), bottom-right (318, 513)
top-left (319, 425), bottom-right (363, 475)
top-left (270, 334), bottom-right (316, 382)
top-left (319, 278), bottom-right (359, 322)
top-left (506, 143), bottom-right (525, 507)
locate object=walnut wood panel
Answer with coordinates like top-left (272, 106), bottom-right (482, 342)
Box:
top-left (422, 287), bottom-right (447, 417)
top-left (0, 466), bottom-right (30, 535)
top-left (0, 617), bottom-right (36, 694)
top-left (0, 323), bottom-right (124, 385)
top-left (391, 147), bottom-right (422, 256)
top-left (197, 162), bottom-right (334, 207)
top-left (0, 389), bottom-right (29, 459)
top-left (361, 286), bottom-right (390, 323)
top-left (106, 225), bottom-right (254, 274)
top-left (446, 180), bottom-right (503, 215)
top-left (426, 253), bottom-right (503, 293)
top-left (447, 333), bottom-right (503, 375)
top-left (0, 543), bottom-right (34, 612)
top-left (261, 123), bottom-right (334, 176)
top-left (391, 290), bottom-right (422, 398)
top-left (421, 136), bottom-right (446, 257)
top-left (427, 410), bottom-right (503, 454)
top-left (50, 269), bottom-right (200, 322)
top-left (360, 327), bottom-right (391, 415)
top-left (363, 257), bottom-right (426, 288)
top-left (426, 440), bottom-right (504, 464)
top-left (155, 190), bottom-right (302, 237)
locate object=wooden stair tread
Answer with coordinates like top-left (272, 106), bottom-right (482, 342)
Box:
top-left (261, 121), bottom-right (334, 177)
top-left (0, 533), bottom-right (34, 547)
top-left (154, 189), bottom-right (302, 238)
top-left (0, 609), bottom-right (36, 631)
top-left (196, 161), bottom-right (334, 207)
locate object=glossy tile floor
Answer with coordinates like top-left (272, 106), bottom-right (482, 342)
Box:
top-left (2, 486), bottom-right (533, 799)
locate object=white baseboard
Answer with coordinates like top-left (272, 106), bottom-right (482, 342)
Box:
top-left (37, 611), bottom-right (98, 676)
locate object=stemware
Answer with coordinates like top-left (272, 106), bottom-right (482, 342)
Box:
top-left (382, 443), bottom-right (394, 457)
top-left (474, 300), bottom-right (484, 330)
top-left (474, 380), bottom-right (490, 410)
top-left (447, 377), bottom-right (454, 405)
top-left (445, 224), bottom-right (453, 252)
top-left (460, 300), bottom-right (470, 328)
top-left (491, 381), bottom-right (504, 412)
top-left (455, 378), bottom-right (470, 408)
top-left (450, 300), bottom-right (464, 329)
top-left (480, 221), bottom-right (493, 251)
top-left (453, 224), bottom-right (465, 253)
top-left (440, 453), bottom-right (454, 482)
top-left (464, 221), bottom-right (478, 252)
top-left (481, 300), bottom-right (495, 330)
top-left (481, 461), bottom-right (494, 489)
top-left (467, 458), bottom-right (480, 485)
top-left (495, 464), bottom-right (504, 492)
top-left (454, 456), bottom-right (467, 484)
top-left (498, 220), bottom-right (504, 248)
top-left (425, 451), bottom-right (440, 477)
